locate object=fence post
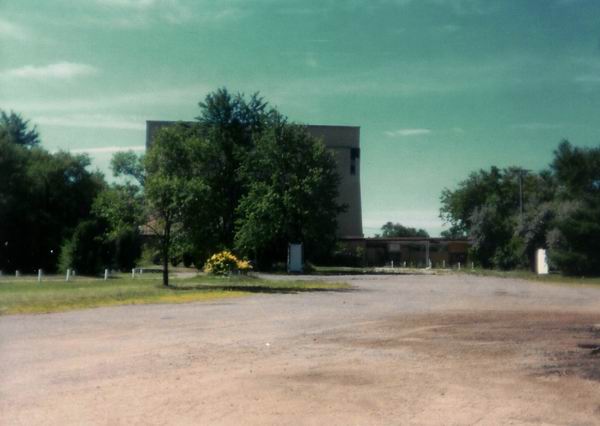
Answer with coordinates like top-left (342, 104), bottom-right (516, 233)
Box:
top-left (458, 262), bottom-right (461, 271)
top-left (131, 268), bottom-right (135, 278)
top-left (104, 269), bottom-right (109, 280)
top-left (15, 270), bottom-right (20, 277)
top-left (66, 269), bottom-right (71, 281)
top-left (38, 269), bottom-right (42, 282)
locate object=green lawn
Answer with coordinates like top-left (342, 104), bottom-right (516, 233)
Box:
top-left (0, 274), bottom-right (350, 315)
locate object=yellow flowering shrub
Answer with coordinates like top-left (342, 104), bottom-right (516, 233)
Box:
top-left (203, 250), bottom-right (253, 275)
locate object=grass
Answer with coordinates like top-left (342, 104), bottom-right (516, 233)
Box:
top-left (0, 274), bottom-right (350, 315)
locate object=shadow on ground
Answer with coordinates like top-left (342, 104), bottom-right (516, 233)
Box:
top-left (168, 283), bottom-right (354, 294)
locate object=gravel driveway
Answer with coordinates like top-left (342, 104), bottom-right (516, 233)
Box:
top-left (1, 274), bottom-right (600, 425)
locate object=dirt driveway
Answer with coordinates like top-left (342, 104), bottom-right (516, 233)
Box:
top-left (1, 274), bottom-right (600, 425)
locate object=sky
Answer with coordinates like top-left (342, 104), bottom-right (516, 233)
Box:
top-left (2, 0), bottom-right (600, 236)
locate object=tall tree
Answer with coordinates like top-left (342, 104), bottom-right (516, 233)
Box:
top-left (546, 141), bottom-right (600, 275)
top-left (195, 88), bottom-right (270, 248)
top-left (144, 124), bottom-right (210, 286)
top-left (439, 166), bottom-right (551, 269)
top-left (235, 121), bottom-right (342, 267)
top-left (0, 112), bottom-right (105, 273)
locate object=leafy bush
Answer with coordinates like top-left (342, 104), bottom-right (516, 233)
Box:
top-left (59, 218), bottom-right (113, 274)
top-left (203, 250), bottom-right (252, 276)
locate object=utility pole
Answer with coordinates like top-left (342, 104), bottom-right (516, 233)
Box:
top-left (519, 170), bottom-right (523, 221)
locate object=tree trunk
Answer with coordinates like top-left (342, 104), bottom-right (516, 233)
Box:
top-left (162, 221), bottom-right (171, 287)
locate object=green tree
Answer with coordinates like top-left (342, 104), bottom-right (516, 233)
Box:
top-left (145, 124), bottom-right (211, 286)
top-left (377, 222), bottom-right (429, 238)
top-left (111, 151), bottom-right (145, 186)
top-left (58, 217), bottom-right (114, 275)
top-left (439, 166), bottom-right (550, 269)
top-left (0, 111), bottom-right (40, 148)
top-left (235, 121), bottom-right (342, 268)
top-left (0, 113), bottom-right (105, 273)
top-left (195, 88), bottom-right (270, 248)
top-left (546, 141), bottom-right (600, 275)
top-left (91, 184), bottom-right (144, 271)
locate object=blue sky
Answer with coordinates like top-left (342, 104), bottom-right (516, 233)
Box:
top-left (2, 0), bottom-right (600, 236)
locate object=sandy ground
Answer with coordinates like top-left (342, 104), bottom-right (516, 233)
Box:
top-left (1, 273), bottom-right (600, 425)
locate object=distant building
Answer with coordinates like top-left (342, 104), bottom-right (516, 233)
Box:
top-left (146, 121), bottom-right (363, 238)
top-left (341, 236), bottom-right (471, 268)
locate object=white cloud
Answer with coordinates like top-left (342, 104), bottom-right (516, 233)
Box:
top-left (306, 53), bottom-right (318, 68)
top-left (385, 128), bottom-right (432, 137)
top-left (96, 0), bottom-right (159, 8)
top-left (68, 145), bottom-right (145, 154)
top-left (575, 75), bottom-right (600, 84)
top-left (0, 18), bottom-right (30, 41)
top-left (510, 122), bottom-right (564, 131)
top-left (440, 24), bottom-right (461, 32)
top-left (88, 0), bottom-right (241, 27)
top-left (383, 0), bottom-right (494, 14)
top-left (1, 62), bottom-right (97, 80)
top-left (34, 114), bottom-right (146, 131)
top-left (2, 83), bottom-right (212, 113)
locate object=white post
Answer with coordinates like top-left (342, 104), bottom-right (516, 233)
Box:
top-left (66, 269), bottom-right (70, 281)
top-left (15, 270), bottom-right (20, 277)
top-left (38, 269), bottom-right (42, 282)
top-left (535, 249), bottom-right (549, 275)
top-left (140, 268), bottom-right (143, 275)
top-left (458, 262), bottom-right (461, 271)
top-left (131, 268), bottom-right (135, 278)
top-left (442, 260), bottom-right (446, 269)
top-left (471, 262), bottom-right (474, 270)
top-left (72, 270), bottom-right (76, 277)
top-left (104, 269), bottom-right (109, 280)
top-left (391, 260), bottom-right (394, 268)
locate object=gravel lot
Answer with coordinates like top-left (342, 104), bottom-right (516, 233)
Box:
top-left (1, 273), bottom-right (600, 425)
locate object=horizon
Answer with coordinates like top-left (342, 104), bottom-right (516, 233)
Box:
top-left (2, 0), bottom-right (600, 237)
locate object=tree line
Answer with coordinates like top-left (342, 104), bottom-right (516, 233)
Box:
top-left (0, 89), bottom-right (342, 284)
top-left (440, 141), bottom-right (600, 275)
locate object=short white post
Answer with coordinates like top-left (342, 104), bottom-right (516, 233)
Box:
top-left (535, 249), bottom-right (549, 275)
top-left (458, 262), bottom-right (461, 271)
top-left (140, 268), bottom-right (143, 275)
top-left (391, 260), bottom-right (394, 268)
top-left (66, 269), bottom-right (71, 281)
top-left (442, 260), bottom-right (446, 269)
top-left (471, 262), bottom-right (474, 270)
top-left (72, 270), bottom-right (76, 277)
top-left (15, 270), bottom-right (20, 277)
top-left (104, 269), bottom-right (109, 280)
top-left (38, 269), bottom-right (42, 282)
top-left (131, 268), bottom-right (135, 278)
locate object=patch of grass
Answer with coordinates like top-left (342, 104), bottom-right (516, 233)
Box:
top-left (312, 265), bottom-right (440, 275)
top-left (0, 274), bottom-right (350, 315)
top-left (462, 268), bottom-right (600, 287)
top-left (175, 275), bottom-right (350, 293)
